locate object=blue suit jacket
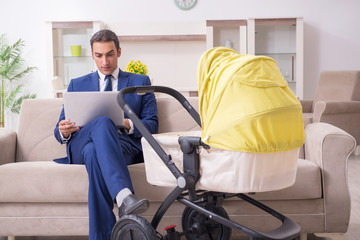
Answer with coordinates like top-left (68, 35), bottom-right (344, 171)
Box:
top-left (54, 69), bottom-right (158, 164)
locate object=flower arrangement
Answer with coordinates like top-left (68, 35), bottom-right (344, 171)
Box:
top-left (124, 60), bottom-right (148, 75)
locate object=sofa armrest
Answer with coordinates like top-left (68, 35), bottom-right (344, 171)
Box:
top-left (0, 128), bottom-right (17, 165)
top-left (304, 122), bottom-right (356, 232)
top-left (300, 99), bottom-right (313, 113)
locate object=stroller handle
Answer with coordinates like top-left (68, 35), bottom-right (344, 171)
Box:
top-left (117, 86), bottom-right (202, 180)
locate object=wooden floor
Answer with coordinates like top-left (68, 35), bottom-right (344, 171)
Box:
top-left (346, 155), bottom-right (360, 240)
top-left (2, 156), bottom-right (360, 240)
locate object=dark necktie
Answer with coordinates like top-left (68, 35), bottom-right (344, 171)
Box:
top-left (104, 75), bottom-right (112, 91)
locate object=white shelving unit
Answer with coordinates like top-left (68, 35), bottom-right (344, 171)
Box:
top-left (46, 21), bottom-right (103, 91)
top-left (206, 20), bottom-right (248, 54)
top-left (248, 18), bottom-right (304, 98)
top-left (46, 19), bottom-right (303, 98)
top-left (205, 18), bottom-right (304, 98)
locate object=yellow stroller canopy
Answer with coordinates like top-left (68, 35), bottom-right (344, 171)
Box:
top-left (198, 47), bottom-right (304, 153)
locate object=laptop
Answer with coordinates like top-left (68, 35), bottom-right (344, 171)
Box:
top-left (63, 91), bottom-right (125, 128)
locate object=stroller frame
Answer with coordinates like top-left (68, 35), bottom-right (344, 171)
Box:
top-left (112, 86), bottom-right (300, 240)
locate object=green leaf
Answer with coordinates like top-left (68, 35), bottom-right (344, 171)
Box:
top-left (5, 84), bottom-right (23, 108)
top-left (0, 33), bottom-right (36, 127)
top-left (10, 93), bottom-right (37, 114)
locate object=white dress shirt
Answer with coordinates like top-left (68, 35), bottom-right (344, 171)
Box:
top-left (98, 68), bottom-right (119, 91)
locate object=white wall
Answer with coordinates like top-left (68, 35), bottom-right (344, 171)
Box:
top-left (1, 0), bottom-right (360, 127)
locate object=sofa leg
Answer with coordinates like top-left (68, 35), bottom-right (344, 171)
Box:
top-left (8, 236), bottom-right (15, 240)
top-left (300, 233), bottom-right (307, 240)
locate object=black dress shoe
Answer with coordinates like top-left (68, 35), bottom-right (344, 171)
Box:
top-left (118, 194), bottom-right (149, 217)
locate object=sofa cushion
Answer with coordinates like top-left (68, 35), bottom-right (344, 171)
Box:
top-left (0, 158), bottom-right (321, 203)
top-left (133, 158), bottom-right (322, 201)
top-left (0, 162), bottom-right (88, 202)
top-left (251, 159), bottom-right (322, 200)
top-left (156, 97), bottom-right (201, 133)
top-left (312, 71), bottom-right (360, 110)
top-left (16, 99), bottom-right (66, 162)
top-left (14, 97), bottom-right (200, 163)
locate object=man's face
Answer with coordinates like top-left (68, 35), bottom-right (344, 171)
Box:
top-left (91, 41), bottom-right (121, 75)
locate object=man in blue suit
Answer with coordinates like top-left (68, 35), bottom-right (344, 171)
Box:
top-left (54, 29), bottom-right (158, 240)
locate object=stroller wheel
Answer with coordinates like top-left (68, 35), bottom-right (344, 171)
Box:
top-left (111, 214), bottom-right (158, 240)
top-left (182, 203), bottom-right (232, 240)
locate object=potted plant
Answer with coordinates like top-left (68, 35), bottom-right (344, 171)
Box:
top-left (0, 33), bottom-right (36, 127)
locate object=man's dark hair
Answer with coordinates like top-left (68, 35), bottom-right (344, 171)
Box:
top-left (90, 29), bottom-right (120, 50)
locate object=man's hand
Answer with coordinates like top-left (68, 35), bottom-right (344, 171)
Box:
top-left (59, 119), bottom-right (80, 138)
top-left (124, 119), bottom-right (131, 131)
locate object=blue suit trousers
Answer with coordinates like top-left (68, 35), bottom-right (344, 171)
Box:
top-left (69, 116), bottom-right (141, 240)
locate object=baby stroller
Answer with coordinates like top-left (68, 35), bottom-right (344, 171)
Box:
top-left (111, 47), bottom-right (304, 240)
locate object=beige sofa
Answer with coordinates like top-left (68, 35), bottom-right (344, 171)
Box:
top-left (0, 97), bottom-right (356, 239)
top-left (301, 71), bottom-right (360, 146)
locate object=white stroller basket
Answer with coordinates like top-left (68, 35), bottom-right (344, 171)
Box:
top-left (142, 130), bottom-right (299, 194)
